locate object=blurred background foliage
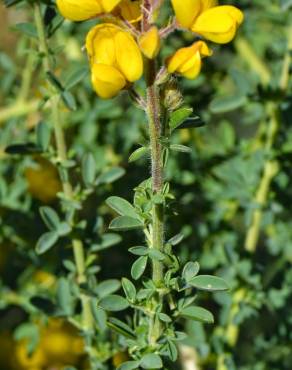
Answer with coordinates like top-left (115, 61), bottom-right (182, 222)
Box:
top-left (0, 0), bottom-right (292, 369)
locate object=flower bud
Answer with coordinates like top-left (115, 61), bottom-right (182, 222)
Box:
top-left (118, 0), bottom-right (142, 23)
top-left (139, 26), bottom-right (161, 59)
top-left (166, 41), bottom-right (212, 79)
top-left (163, 78), bottom-right (183, 111)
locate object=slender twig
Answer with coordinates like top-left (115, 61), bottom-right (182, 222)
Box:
top-left (18, 41), bottom-right (36, 102)
top-left (218, 32), bottom-right (292, 366)
top-left (33, 1), bottom-right (94, 335)
top-left (142, 0), bottom-right (165, 345)
top-left (235, 36), bottom-right (291, 253)
top-left (0, 100), bottom-right (39, 125)
top-left (145, 56), bottom-right (165, 346)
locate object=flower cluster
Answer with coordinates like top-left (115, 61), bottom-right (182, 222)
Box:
top-left (56, 0), bottom-right (243, 98)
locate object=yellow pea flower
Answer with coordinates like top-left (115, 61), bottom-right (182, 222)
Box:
top-left (86, 24), bottom-right (143, 98)
top-left (25, 157), bottom-right (61, 203)
top-left (167, 41), bottom-right (212, 79)
top-left (171, 0), bottom-right (243, 44)
top-left (56, 0), bottom-right (122, 21)
top-left (90, 64), bottom-right (127, 99)
top-left (139, 26), bottom-right (161, 59)
top-left (117, 0), bottom-right (142, 23)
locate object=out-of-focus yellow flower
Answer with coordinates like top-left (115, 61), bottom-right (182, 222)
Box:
top-left (56, 0), bottom-right (122, 21)
top-left (14, 342), bottom-right (46, 369)
top-left (171, 0), bottom-right (243, 44)
top-left (139, 26), bottom-right (160, 59)
top-left (167, 41), bottom-right (212, 79)
top-left (86, 23), bottom-right (143, 98)
top-left (25, 157), bottom-right (61, 203)
top-left (33, 270), bottom-right (56, 288)
top-left (12, 319), bottom-right (85, 370)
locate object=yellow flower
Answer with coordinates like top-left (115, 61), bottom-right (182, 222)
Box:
top-left (139, 26), bottom-right (160, 59)
top-left (167, 41), bottom-right (212, 79)
top-left (25, 157), bottom-right (61, 203)
top-left (86, 24), bottom-right (143, 98)
top-left (171, 0), bottom-right (243, 44)
top-left (56, 0), bottom-right (122, 21)
top-left (117, 0), bottom-right (142, 23)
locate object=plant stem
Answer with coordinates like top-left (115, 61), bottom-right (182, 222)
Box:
top-left (33, 2), bottom-right (93, 332)
top-left (235, 37), bottom-right (271, 86)
top-left (218, 31), bottom-right (292, 369)
top-left (146, 59), bottom-right (164, 281)
top-left (145, 57), bottom-right (164, 344)
top-left (0, 100), bottom-right (39, 125)
top-left (235, 36), bottom-right (291, 253)
top-left (244, 106), bottom-right (279, 253)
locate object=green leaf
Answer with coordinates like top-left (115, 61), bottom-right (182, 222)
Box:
top-left (209, 94), bottom-right (247, 114)
top-left (14, 22), bottom-right (37, 38)
top-left (182, 262), bottom-right (200, 282)
top-left (57, 222), bottom-right (72, 237)
top-left (169, 107), bottom-right (193, 131)
top-left (99, 295), bottom-right (129, 312)
top-left (170, 144), bottom-right (192, 153)
top-left (158, 313), bottom-right (172, 323)
top-left (148, 249), bottom-right (165, 261)
top-left (165, 341), bottom-right (178, 362)
top-left (128, 246), bottom-right (149, 256)
top-left (39, 206), bottom-right (60, 231)
top-left (35, 231), bottom-right (58, 254)
top-left (63, 260), bottom-right (76, 272)
top-left (56, 277), bottom-right (74, 316)
top-left (117, 361), bottom-right (140, 370)
top-left (96, 279), bottom-right (121, 299)
top-left (131, 256), bottom-right (148, 280)
top-left (36, 122), bottom-right (51, 151)
top-left (177, 116), bottom-right (205, 129)
top-left (129, 147), bottom-right (150, 162)
top-left (5, 143), bottom-right (41, 155)
top-left (189, 275), bottom-right (229, 292)
top-left (168, 233), bottom-right (184, 246)
top-left (46, 71), bottom-right (64, 91)
top-left (82, 153), bottom-right (96, 186)
top-left (95, 233), bottom-right (122, 251)
top-left (61, 91), bottom-right (77, 111)
top-left (108, 318), bottom-right (136, 339)
top-left (109, 216), bottom-right (144, 231)
top-left (122, 278), bottom-right (136, 302)
top-left (180, 306), bottom-right (214, 324)
top-left (106, 196), bottom-right (139, 219)
top-left (64, 66), bottom-right (89, 89)
top-left (97, 167), bottom-right (125, 184)
top-left (140, 354), bottom-right (163, 369)
top-left (91, 301), bottom-right (107, 333)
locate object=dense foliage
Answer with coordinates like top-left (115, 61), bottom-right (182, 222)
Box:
top-left (0, 1), bottom-right (291, 370)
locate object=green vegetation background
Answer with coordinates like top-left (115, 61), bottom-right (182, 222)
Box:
top-left (0, 0), bottom-right (291, 369)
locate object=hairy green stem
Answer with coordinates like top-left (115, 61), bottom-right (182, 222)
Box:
top-left (33, 2), bottom-right (93, 332)
top-left (145, 58), bottom-right (164, 344)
